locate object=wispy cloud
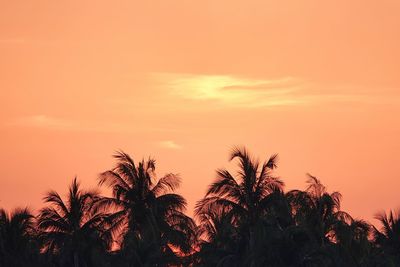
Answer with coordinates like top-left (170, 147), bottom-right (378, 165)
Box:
top-left (11, 115), bottom-right (74, 130)
top-left (153, 73), bottom-right (307, 108)
top-left (151, 73), bottom-right (400, 109)
top-left (158, 140), bottom-right (182, 150)
top-left (7, 115), bottom-right (178, 134)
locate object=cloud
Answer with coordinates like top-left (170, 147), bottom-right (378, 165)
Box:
top-left (158, 140), bottom-right (182, 150)
top-left (153, 73), bottom-right (308, 108)
top-left (151, 73), bottom-right (400, 109)
top-left (11, 115), bottom-right (74, 130)
top-left (7, 115), bottom-right (178, 134)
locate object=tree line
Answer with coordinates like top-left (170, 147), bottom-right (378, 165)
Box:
top-left (0, 147), bottom-right (399, 267)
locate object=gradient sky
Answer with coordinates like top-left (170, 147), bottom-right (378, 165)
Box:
top-left (1, 1), bottom-right (400, 224)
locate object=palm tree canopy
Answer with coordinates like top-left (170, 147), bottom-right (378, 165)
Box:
top-left (195, 147), bottom-right (284, 266)
top-left (0, 208), bottom-right (39, 266)
top-left (38, 178), bottom-right (111, 266)
top-left (0, 208), bottom-right (35, 250)
top-left (97, 151), bottom-right (196, 265)
top-left (374, 210), bottom-right (400, 251)
top-left (0, 207), bottom-right (35, 245)
top-left (195, 147), bottom-right (283, 225)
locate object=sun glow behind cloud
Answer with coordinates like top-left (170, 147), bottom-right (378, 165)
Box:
top-left (154, 73), bottom-right (306, 108)
top-left (151, 73), bottom-right (400, 110)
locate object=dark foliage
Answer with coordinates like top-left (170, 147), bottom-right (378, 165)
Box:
top-left (0, 148), bottom-right (398, 266)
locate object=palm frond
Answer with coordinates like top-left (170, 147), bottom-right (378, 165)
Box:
top-left (98, 170), bottom-right (131, 191)
top-left (43, 190), bottom-right (69, 217)
top-left (152, 173), bottom-right (181, 196)
top-left (206, 169), bottom-right (242, 199)
top-left (156, 193), bottom-right (187, 213)
top-left (265, 153), bottom-right (278, 169)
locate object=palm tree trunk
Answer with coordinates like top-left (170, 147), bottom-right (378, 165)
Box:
top-left (73, 252), bottom-right (79, 267)
top-left (249, 229), bottom-right (256, 267)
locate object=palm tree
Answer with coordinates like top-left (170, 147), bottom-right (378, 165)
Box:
top-left (0, 208), bottom-right (40, 267)
top-left (287, 174), bottom-right (346, 246)
top-left (38, 178), bottom-right (111, 267)
top-left (97, 151), bottom-right (196, 266)
top-left (286, 174), bottom-right (359, 266)
top-left (195, 147), bottom-right (283, 266)
top-left (195, 205), bottom-right (241, 266)
top-left (332, 218), bottom-right (372, 265)
top-left (373, 210), bottom-right (400, 264)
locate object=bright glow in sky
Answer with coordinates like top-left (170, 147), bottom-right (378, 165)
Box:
top-left (161, 73), bottom-right (303, 107)
top-left (0, 0), bottom-right (400, 224)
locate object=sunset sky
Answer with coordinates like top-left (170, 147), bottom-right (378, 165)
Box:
top-left (1, 1), bottom-right (399, 223)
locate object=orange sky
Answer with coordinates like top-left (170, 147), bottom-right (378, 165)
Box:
top-left (1, 1), bottom-right (399, 224)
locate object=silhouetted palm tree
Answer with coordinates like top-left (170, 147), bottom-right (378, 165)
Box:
top-left (332, 217), bottom-right (372, 265)
top-left (195, 205), bottom-right (241, 266)
top-left (287, 174), bottom-right (347, 246)
top-left (97, 151), bottom-right (196, 266)
top-left (3, 147), bottom-right (400, 266)
top-left (195, 147), bottom-right (283, 266)
top-left (38, 178), bottom-right (111, 267)
top-left (285, 174), bottom-right (363, 266)
top-left (0, 208), bottom-right (40, 267)
top-left (373, 210), bottom-right (400, 264)
top-left (247, 187), bottom-right (307, 266)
